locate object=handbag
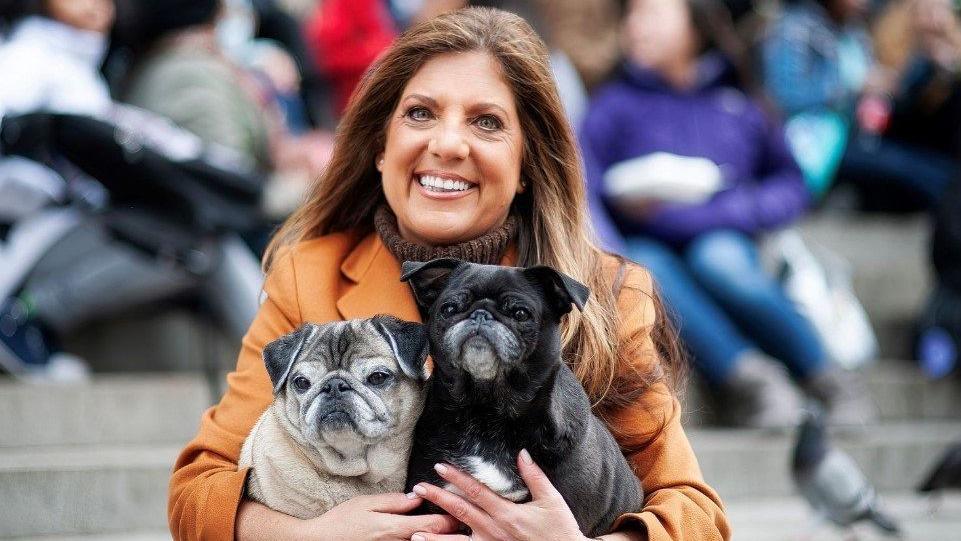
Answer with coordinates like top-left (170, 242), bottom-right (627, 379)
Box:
top-left (784, 110), bottom-right (850, 198)
top-left (773, 229), bottom-right (878, 369)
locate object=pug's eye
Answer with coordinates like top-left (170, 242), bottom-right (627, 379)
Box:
top-left (366, 371), bottom-right (392, 386)
top-left (440, 302), bottom-right (458, 317)
top-left (292, 375), bottom-right (311, 392)
top-left (513, 307), bottom-right (531, 322)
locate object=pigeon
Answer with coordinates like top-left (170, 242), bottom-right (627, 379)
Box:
top-left (792, 408), bottom-right (901, 536)
top-left (918, 441), bottom-right (961, 493)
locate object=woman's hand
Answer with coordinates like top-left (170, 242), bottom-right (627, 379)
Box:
top-left (304, 493), bottom-right (461, 541)
top-left (408, 449), bottom-right (593, 541)
top-left (236, 493), bottom-right (460, 541)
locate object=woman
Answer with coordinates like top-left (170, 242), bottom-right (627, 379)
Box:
top-left (581, 0), bottom-right (874, 428)
top-left (169, 7), bottom-right (729, 541)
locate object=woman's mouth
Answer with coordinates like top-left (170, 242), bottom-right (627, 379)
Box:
top-left (415, 173), bottom-right (476, 199)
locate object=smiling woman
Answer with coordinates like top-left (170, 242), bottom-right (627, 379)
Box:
top-left (378, 51), bottom-right (524, 246)
top-left (168, 7), bottom-right (729, 541)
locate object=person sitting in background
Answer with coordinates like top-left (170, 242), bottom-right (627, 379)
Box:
top-left (761, 0), bottom-right (873, 199)
top-left (839, 0), bottom-right (961, 211)
top-left (0, 0), bottom-right (114, 117)
top-left (0, 0), bottom-right (116, 381)
top-left (304, 0), bottom-right (396, 117)
top-left (116, 0), bottom-right (332, 236)
top-left (0, 0), bottom-right (115, 215)
top-left (581, 0), bottom-right (876, 427)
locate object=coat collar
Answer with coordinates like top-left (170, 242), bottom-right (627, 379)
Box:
top-left (337, 232), bottom-right (423, 323)
top-left (336, 231), bottom-right (519, 323)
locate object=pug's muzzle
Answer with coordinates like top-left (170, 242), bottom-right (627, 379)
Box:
top-left (305, 374), bottom-right (392, 443)
top-left (442, 309), bottom-right (522, 381)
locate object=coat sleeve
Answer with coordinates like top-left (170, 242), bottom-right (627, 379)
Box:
top-left (168, 251), bottom-right (302, 541)
top-left (604, 265), bottom-right (731, 541)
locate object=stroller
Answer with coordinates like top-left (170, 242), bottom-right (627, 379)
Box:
top-left (0, 105), bottom-right (268, 384)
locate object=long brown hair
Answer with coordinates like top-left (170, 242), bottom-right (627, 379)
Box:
top-left (264, 7), bottom-right (684, 407)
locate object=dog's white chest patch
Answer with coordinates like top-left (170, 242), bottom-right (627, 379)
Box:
top-left (445, 456), bottom-right (529, 502)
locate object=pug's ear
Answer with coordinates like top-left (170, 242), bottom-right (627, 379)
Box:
top-left (523, 266), bottom-right (591, 316)
top-left (400, 258), bottom-right (462, 310)
top-left (373, 315), bottom-right (429, 381)
top-left (263, 324), bottom-right (314, 394)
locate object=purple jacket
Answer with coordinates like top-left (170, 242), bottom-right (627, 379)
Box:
top-left (580, 58), bottom-right (809, 252)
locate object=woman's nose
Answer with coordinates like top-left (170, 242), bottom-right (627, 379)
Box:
top-left (427, 121), bottom-right (470, 161)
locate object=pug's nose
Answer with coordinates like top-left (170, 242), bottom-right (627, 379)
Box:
top-left (320, 377), bottom-right (352, 395)
top-left (470, 309), bottom-right (493, 323)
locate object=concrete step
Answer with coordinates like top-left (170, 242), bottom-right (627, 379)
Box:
top-left (63, 309), bottom-right (238, 374)
top-left (683, 360), bottom-right (961, 425)
top-left (689, 421), bottom-right (961, 501)
top-left (0, 444), bottom-right (179, 538)
top-left (8, 532), bottom-right (170, 541)
top-left (2, 432), bottom-right (956, 538)
top-left (0, 374), bottom-right (211, 448)
top-left (725, 492), bottom-right (961, 541)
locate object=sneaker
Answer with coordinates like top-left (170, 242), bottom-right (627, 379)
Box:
top-left (0, 297), bottom-right (89, 382)
top-left (717, 351), bottom-right (804, 429)
top-left (802, 366), bottom-right (878, 427)
top-left (917, 326), bottom-right (957, 380)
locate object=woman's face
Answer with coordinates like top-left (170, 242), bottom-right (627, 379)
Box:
top-left (379, 51), bottom-right (524, 246)
top-left (44, 0), bottom-right (115, 34)
top-left (622, 0), bottom-right (699, 71)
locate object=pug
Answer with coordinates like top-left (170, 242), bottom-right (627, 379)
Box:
top-left (401, 259), bottom-right (644, 537)
top-left (238, 315), bottom-right (429, 519)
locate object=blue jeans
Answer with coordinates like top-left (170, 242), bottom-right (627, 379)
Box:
top-left (625, 231), bottom-right (827, 386)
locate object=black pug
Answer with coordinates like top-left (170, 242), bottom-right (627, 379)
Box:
top-left (401, 258), bottom-right (643, 537)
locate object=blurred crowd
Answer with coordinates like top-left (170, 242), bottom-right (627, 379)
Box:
top-left (1, 0), bottom-right (959, 430)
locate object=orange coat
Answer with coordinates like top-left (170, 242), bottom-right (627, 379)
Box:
top-left (168, 231), bottom-right (731, 541)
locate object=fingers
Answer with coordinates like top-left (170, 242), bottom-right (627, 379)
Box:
top-left (433, 462), bottom-right (509, 517)
top-left (357, 492), bottom-right (425, 513)
top-left (409, 534), bottom-right (471, 541)
top-left (395, 513), bottom-right (462, 537)
top-left (516, 449), bottom-right (562, 502)
top-left (411, 482), bottom-right (494, 532)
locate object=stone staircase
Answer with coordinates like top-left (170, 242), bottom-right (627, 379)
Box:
top-left (0, 213), bottom-right (958, 539)
top-left (0, 375), bottom-right (208, 539)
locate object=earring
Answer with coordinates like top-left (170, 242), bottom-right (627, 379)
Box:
top-left (520, 179), bottom-right (528, 189)
top-left (377, 158), bottom-right (385, 166)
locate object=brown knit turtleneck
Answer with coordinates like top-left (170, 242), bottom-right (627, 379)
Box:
top-left (374, 205), bottom-right (518, 265)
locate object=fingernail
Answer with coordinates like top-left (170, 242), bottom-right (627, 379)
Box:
top-left (413, 484), bottom-right (427, 495)
top-left (434, 463), bottom-right (448, 474)
top-left (520, 448), bottom-right (533, 464)
top-left (406, 491), bottom-right (418, 499)
top-left (411, 535), bottom-right (426, 541)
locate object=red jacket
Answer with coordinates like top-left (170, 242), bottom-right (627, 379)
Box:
top-left (305, 0), bottom-right (396, 115)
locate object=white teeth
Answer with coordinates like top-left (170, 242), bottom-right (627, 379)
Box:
top-left (418, 175), bottom-right (471, 192)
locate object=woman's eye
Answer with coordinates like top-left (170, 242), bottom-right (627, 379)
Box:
top-left (406, 106), bottom-right (433, 122)
top-left (292, 375), bottom-right (311, 392)
top-left (367, 371), bottom-right (391, 386)
top-left (441, 302), bottom-right (459, 317)
top-left (513, 308), bottom-right (531, 322)
top-left (474, 115), bottom-right (502, 131)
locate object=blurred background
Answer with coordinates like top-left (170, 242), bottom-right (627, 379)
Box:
top-left (0, 0), bottom-right (960, 539)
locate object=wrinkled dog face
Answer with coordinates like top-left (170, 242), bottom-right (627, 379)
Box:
top-left (401, 259), bottom-right (589, 383)
top-left (263, 316), bottom-right (428, 454)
